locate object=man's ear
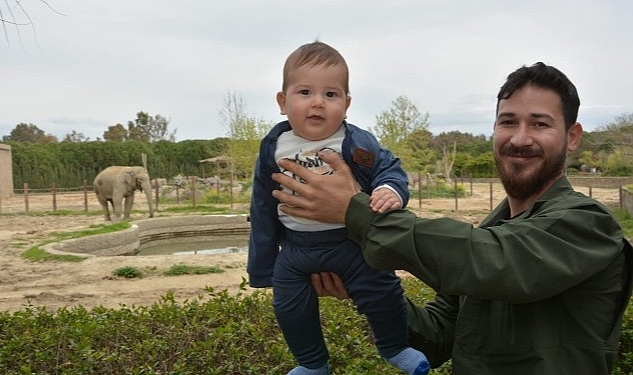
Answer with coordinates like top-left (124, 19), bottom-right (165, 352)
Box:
top-left (567, 122), bottom-right (583, 152)
top-left (276, 91), bottom-right (287, 115)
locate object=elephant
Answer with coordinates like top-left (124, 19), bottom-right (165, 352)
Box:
top-left (94, 166), bottom-right (154, 221)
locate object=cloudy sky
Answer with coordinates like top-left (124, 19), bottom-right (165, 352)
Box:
top-left (2, 0), bottom-right (632, 142)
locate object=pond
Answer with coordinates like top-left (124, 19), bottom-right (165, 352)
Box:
top-left (138, 234), bottom-right (249, 256)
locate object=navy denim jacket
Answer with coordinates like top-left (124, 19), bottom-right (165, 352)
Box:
top-left (247, 120), bottom-right (409, 287)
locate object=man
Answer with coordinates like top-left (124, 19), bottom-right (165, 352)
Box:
top-left (270, 62), bottom-right (633, 374)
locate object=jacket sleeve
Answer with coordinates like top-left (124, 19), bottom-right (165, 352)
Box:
top-left (345, 127), bottom-right (410, 207)
top-left (346, 193), bottom-right (624, 303)
top-left (247, 156), bottom-right (283, 288)
top-left (371, 146), bottom-right (410, 207)
top-left (406, 294), bottom-right (458, 368)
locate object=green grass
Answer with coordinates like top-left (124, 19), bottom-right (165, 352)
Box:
top-left (21, 246), bottom-right (87, 262)
top-left (613, 208), bottom-right (633, 239)
top-left (49, 221), bottom-right (131, 241)
top-left (20, 221), bottom-right (132, 263)
top-left (164, 263), bottom-right (224, 276)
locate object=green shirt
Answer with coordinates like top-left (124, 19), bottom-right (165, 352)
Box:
top-left (346, 176), bottom-right (632, 375)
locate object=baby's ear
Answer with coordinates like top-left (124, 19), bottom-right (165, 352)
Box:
top-left (276, 92), bottom-right (287, 115)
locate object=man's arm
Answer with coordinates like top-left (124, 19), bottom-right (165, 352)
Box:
top-left (271, 150), bottom-right (361, 224)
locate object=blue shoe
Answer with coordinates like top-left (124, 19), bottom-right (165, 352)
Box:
top-left (413, 360), bottom-right (430, 375)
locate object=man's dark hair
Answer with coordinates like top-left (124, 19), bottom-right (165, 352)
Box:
top-left (496, 62), bottom-right (580, 130)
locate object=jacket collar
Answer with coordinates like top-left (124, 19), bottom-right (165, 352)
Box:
top-left (481, 175), bottom-right (573, 227)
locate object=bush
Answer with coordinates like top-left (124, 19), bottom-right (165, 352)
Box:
top-left (0, 279), bottom-right (442, 374)
top-left (0, 272), bottom-right (631, 374)
top-left (112, 266), bottom-right (143, 279)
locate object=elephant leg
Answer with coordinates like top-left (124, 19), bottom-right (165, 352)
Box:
top-left (112, 193), bottom-right (124, 221)
top-left (98, 199), bottom-right (111, 221)
top-left (123, 194), bottom-right (135, 219)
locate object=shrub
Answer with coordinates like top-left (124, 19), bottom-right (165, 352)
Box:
top-left (112, 266), bottom-right (143, 279)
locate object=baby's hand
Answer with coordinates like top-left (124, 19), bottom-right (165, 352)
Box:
top-left (370, 187), bottom-right (402, 213)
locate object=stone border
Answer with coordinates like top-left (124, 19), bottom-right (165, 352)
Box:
top-left (43, 214), bottom-right (250, 257)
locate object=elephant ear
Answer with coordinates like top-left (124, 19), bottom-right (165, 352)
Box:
top-left (124, 170), bottom-right (135, 187)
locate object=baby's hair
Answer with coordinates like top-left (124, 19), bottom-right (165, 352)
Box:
top-left (282, 41), bottom-right (349, 94)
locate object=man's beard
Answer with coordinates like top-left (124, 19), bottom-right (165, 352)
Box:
top-left (495, 144), bottom-right (566, 201)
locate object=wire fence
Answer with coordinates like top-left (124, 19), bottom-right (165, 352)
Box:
top-left (0, 178), bottom-right (627, 215)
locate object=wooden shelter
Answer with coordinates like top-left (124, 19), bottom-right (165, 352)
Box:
top-left (198, 156), bottom-right (232, 179)
top-left (0, 144), bottom-right (13, 198)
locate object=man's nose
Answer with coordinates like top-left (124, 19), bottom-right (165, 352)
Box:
top-left (510, 124), bottom-right (534, 146)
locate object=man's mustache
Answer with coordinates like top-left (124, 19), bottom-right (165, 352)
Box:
top-left (502, 145), bottom-right (542, 158)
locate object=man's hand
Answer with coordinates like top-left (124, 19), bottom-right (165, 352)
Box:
top-left (370, 187), bottom-right (402, 213)
top-left (271, 150), bottom-right (361, 224)
top-left (311, 272), bottom-right (349, 300)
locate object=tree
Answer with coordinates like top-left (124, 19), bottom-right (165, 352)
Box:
top-left (2, 122), bottom-right (58, 143)
top-left (1, 0), bottom-right (65, 48)
top-left (599, 113), bottom-right (633, 134)
top-left (220, 92), bottom-right (272, 178)
top-left (103, 123), bottom-right (128, 142)
top-left (436, 140), bottom-right (457, 182)
top-left (102, 113), bottom-right (176, 143)
top-left (63, 130), bottom-right (89, 143)
top-left (371, 95), bottom-right (432, 173)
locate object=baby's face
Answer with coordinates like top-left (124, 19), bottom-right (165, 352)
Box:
top-left (277, 63), bottom-right (351, 141)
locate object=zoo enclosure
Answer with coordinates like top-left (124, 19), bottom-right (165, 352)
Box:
top-left (0, 177), bottom-right (629, 215)
top-left (0, 175), bottom-right (242, 215)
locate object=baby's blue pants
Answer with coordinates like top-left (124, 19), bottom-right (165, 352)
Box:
top-left (272, 228), bottom-right (409, 369)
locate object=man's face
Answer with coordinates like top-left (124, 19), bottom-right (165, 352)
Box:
top-left (493, 84), bottom-right (581, 201)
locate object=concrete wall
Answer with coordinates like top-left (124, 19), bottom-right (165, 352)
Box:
top-left (44, 214), bottom-right (250, 257)
top-left (0, 144), bottom-right (13, 198)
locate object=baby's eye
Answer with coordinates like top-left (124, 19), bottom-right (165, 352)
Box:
top-left (299, 89), bottom-right (310, 95)
top-left (326, 91), bottom-right (338, 98)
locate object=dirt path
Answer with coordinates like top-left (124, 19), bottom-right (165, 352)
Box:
top-left (0, 183), bottom-right (621, 313)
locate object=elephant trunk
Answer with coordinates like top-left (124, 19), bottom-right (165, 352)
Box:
top-left (142, 180), bottom-right (154, 218)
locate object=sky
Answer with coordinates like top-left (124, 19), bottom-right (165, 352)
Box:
top-left (2, 0), bottom-right (633, 142)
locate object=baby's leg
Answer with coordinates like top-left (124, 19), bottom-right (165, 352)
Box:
top-left (340, 248), bottom-right (429, 374)
top-left (273, 243), bottom-right (329, 372)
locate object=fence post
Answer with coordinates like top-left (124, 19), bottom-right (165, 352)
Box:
top-left (620, 186), bottom-right (624, 209)
top-left (230, 171), bottom-right (234, 211)
top-left (470, 177), bottom-right (473, 196)
top-left (489, 182), bottom-right (493, 211)
top-left (190, 176), bottom-right (196, 208)
top-left (52, 183), bottom-right (57, 211)
top-left (83, 180), bottom-right (88, 211)
top-left (24, 183), bottom-right (29, 213)
top-left (588, 186), bottom-right (592, 198)
top-left (454, 179), bottom-right (458, 211)
top-left (154, 181), bottom-right (159, 211)
top-left (418, 172), bottom-right (422, 209)
top-left (216, 177), bottom-right (220, 204)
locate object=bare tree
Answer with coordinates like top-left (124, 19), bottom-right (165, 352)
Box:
top-left (1, 0), bottom-right (65, 49)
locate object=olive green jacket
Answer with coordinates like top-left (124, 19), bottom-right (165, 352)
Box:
top-left (346, 176), bottom-right (633, 375)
